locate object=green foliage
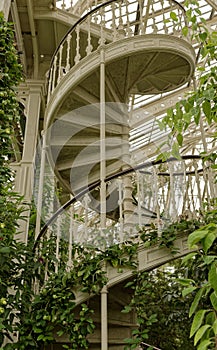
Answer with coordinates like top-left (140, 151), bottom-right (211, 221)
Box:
top-left (0, 12), bottom-right (22, 183)
top-left (158, 1), bottom-right (217, 161)
top-left (0, 11), bottom-right (25, 347)
top-left (180, 212), bottom-right (217, 349)
top-left (17, 272), bottom-right (95, 350)
top-left (157, 4), bottom-right (217, 347)
top-left (140, 217), bottom-right (201, 253)
top-left (123, 265), bottom-right (195, 350)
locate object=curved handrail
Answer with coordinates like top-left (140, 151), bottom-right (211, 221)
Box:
top-left (33, 154), bottom-right (202, 251)
top-left (51, 0), bottom-right (186, 69)
top-left (47, 0), bottom-right (188, 101)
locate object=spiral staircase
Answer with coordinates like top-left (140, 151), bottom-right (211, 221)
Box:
top-left (5, 0), bottom-right (217, 349)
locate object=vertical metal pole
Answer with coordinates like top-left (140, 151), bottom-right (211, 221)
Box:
top-left (35, 131), bottom-right (46, 240)
top-left (100, 36), bottom-right (108, 348)
top-left (100, 47), bottom-right (106, 230)
top-left (101, 285), bottom-right (108, 350)
top-left (137, 172), bottom-right (142, 229)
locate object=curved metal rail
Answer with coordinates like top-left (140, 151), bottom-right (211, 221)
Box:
top-left (33, 154), bottom-right (208, 251)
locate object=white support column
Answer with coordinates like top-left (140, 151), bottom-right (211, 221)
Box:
top-left (35, 131), bottom-right (47, 240)
top-left (101, 285), bottom-right (108, 350)
top-left (122, 107), bottom-right (134, 236)
top-left (0, 0), bottom-right (11, 20)
top-left (16, 81), bottom-right (43, 243)
top-left (100, 37), bottom-right (108, 350)
top-left (100, 47), bottom-right (106, 230)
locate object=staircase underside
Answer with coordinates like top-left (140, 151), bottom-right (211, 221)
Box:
top-left (46, 35), bottom-right (195, 202)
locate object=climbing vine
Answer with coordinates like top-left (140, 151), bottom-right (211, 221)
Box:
top-left (0, 11), bottom-right (25, 348)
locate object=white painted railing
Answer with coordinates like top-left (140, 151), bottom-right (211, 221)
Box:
top-left (34, 155), bottom-right (216, 283)
top-left (48, 0), bottom-right (189, 101)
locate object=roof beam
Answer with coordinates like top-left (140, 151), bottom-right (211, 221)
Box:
top-left (26, 0), bottom-right (39, 78)
top-left (11, 0), bottom-right (27, 74)
top-left (206, 0), bottom-right (217, 11)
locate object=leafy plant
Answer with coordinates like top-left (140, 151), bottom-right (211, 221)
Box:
top-left (123, 264), bottom-right (195, 350)
top-left (181, 219), bottom-right (217, 349)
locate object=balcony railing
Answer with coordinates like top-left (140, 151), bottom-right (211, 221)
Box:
top-left (48, 0), bottom-right (189, 101)
top-left (33, 155), bottom-right (216, 288)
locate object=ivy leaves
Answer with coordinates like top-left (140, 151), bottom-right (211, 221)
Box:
top-left (181, 221), bottom-right (217, 349)
top-left (0, 13), bottom-right (22, 86)
top-left (159, 71), bottom-right (217, 151)
top-left (0, 13), bottom-right (23, 188)
top-left (158, 1), bottom-right (217, 160)
top-left (0, 12), bottom-right (25, 348)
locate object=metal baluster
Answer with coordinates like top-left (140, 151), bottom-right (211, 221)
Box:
top-left (179, 7), bottom-right (185, 36)
top-left (55, 216), bottom-right (61, 273)
top-left (111, 2), bottom-right (118, 41)
top-left (84, 194), bottom-right (89, 240)
top-left (83, 0), bottom-right (88, 13)
top-left (171, 0), bottom-right (178, 35)
top-left (160, 176), bottom-right (166, 215)
top-left (207, 163), bottom-right (215, 202)
top-left (124, 0), bottom-right (132, 37)
top-left (137, 172), bottom-right (142, 229)
top-left (164, 176), bottom-right (171, 220)
top-left (44, 228), bottom-right (51, 282)
top-left (169, 163), bottom-right (177, 220)
top-left (94, 0), bottom-right (99, 24)
top-left (176, 162), bottom-right (184, 216)
top-left (86, 3), bottom-right (93, 56)
top-left (52, 55), bottom-right (57, 92)
top-left (69, 0), bottom-right (73, 12)
top-left (117, 1), bottom-right (125, 38)
top-left (67, 204), bottom-right (74, 269)
top-left (75, 24), bottom-right (81, 64)
top-left (189, 175), bottom-right (196, 214)
top-left (210, 161), bottom-right (217, 199)
top-left (47, 66), bottom-right (53, 101)
top-left (151, 1), bottom-right (158, 34)
top-left (157, 175), bottom-right (163, 215)
top-left (141, 172), bottom-right (145, 205)
top-left (193, 160), bottom-right (203, 211)
top-left (89, 0), bottom-right (92, 12)
top-left (65, 34), bottom-right (72, 73)
top-left (77, 3), bottom-right (82, 16)
top-left (33, 242), bottom-right (41, 294)
top-left (138, 0), bottom-right (144, 34)
top-left (161, 0), bottom-right (168, 34)
top-left (61, 0), bottom-right (66, 10)
top-left (147, 173), bottom-right (152, 211)
top-left (99, 6), bottom-right (106, 46)
top-left (168, 0), bottom-right (174, 34)
top-left (57, 44), bottom-right (63, 84)
top-left (153, 167), bottom-right (161, 236)
top-left (181, 160), bottom-right (188, 213)
top-left (186, 174), bottom-right (192, 213)
top-left (203, 167), bottom-right (211, 209)
top-left (143, 0), bottom-right (152, 35)
top-left (117, 178), bottom-right (124, 241)
top-left (177, 8), bottom-right (181, 35)
top-left (44, 171), bottom-right (55, 281)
